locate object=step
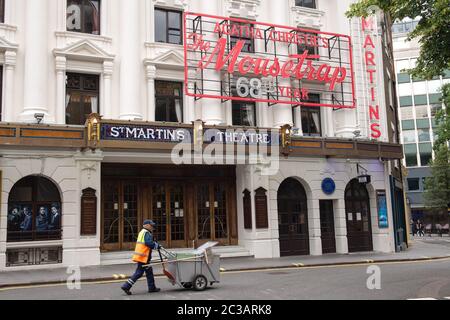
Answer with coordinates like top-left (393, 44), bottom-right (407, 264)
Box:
top-left (101, 246), bottom-right (253, 265)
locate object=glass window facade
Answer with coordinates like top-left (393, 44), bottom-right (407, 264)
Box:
top-left (232, 101), bottom-right (257, 127)
top-left (399, 96), bottom-right (413, 107)
top-left (66, 73), bottom-right (100, 125)
top-left (295, 0), bottom-right (316, 9)
top-left (155, 81), bottom-right (183, 123)
top-left (67, 0), bottom-right (101, 35)
top-left (154, 8), bottom-right (183, 45)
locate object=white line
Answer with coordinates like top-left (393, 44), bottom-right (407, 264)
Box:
top-left (407, 298), bottom-right (437, 300)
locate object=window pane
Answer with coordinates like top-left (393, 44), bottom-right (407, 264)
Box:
top-left (155, 98), bottom-right (167, 122)
top-left (397, 73), bottom-right (411, 84)
top-left (416, 119), bottom-right (430, 129)
top-left (404, 144), bottom-right (418, 167)
top-left (296, 0), bottom-right (316, 8)
top-left (232, 102), bottom-right (256, 127)
top-left (168, 11), bottom-right (181, 29)
top-left (84, 0), bottom-right (100, 35)
top-left (155, 81), bottom-right (183, 122)
top-left (67, 0), bottom-right (100, 35)
top-left (66, 73), bottom-right (99, 125)
top-left (417, 129), bottom-right (430, 142)
top-left (230, 21), bottom-right (255, 53)
top-left (402, 130), bottom-right (416, 143)
top-left (419, 143), bottom-right (432, 166)
top-left (414, 94), bottom-right (428, 105)
top-left (399, 96), bottom-right (413, 107)
top-left (155, 9), bottom-right (167, 43)
top-left (407, 178), bottom-right (420, 191)
top-left (429, 93), bottom-right (442, 104)
top-left (402, 120), bottom-right (415, 130)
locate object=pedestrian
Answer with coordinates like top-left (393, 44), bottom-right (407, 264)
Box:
top-left (416, 220), bottom-right (424, 237)
top-left (121, 220), bottom-right (161, 295)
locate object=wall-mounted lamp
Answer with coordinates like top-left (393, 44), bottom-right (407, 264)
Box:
top-left (87, 113), bottom-right (101, 146)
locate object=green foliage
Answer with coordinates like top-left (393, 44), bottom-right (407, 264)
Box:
top-left (433, 83), bottom-right (450, 148)
top-left (423, 145), bottom-right (450, 212)
top-left (346, 0), bottom-right (450, 80)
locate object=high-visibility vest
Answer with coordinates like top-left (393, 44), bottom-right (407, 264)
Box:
top-left (132, 229), bottom-right (151, 263)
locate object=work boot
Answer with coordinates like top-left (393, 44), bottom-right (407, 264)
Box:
top-left (121, 287), bottom-right (132, 296)
top-left (148, 287), bottom-right (161, 293)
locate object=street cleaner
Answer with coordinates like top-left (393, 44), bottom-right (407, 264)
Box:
top-left (121, 220), bottom-right (161, 295)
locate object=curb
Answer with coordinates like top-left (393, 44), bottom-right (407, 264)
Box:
top-left (1, 255), bottom-right (450, 290)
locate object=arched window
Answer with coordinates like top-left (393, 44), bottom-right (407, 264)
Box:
top-left (7, 176), bottom-right (62, 242)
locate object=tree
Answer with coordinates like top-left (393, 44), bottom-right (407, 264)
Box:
top-left (346, 0), bottom-right (450, 80)
top-left (423, 84), bottom-right (450, 216)
top-left (423, 145), bottom-right (450, 219)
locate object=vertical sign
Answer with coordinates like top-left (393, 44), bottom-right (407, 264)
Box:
top-left (361, 16), bottom-right (381, 139)
top-left (376, 190), bottom-right (388, 228)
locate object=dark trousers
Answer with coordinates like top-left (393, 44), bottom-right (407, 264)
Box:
top-left (122, 262), bottom-right (156, 291)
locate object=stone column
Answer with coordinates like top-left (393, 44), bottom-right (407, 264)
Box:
top-left (2, 50), bottom-right (17, 122)
top-left (335, 198), bottom-right (349, 254)
top-left (145, 64), bottom-right (156, 122)
top-left (55, 56), bottom-right (67, 124)
top-left (102, 61), bottom-right (114, 119)
top-left (20, 0), bottom-right (50, 122)
top-left (199, 0), bottom-right (223, 125)
top-left (270, 1), bottom-right (293, 128)
top-left (119, 0), bottom-right (142, 120)
top-left (308, 198), bottom-right (323, 255)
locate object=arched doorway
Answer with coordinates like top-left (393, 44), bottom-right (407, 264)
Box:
top-left (278, 178), bottom-right (309, 256)
top-left (7, 175), bottom-right (62, 242)
top-left (345, 179), bottom-right (373, 252)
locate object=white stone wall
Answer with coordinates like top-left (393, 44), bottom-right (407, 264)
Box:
top-left (0, 150), bottom-right (102, 271)
top-left (238, 158), bottom-right (396, 258)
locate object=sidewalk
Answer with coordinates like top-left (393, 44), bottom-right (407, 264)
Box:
top-left (1, 238), bottom-right (449, 289)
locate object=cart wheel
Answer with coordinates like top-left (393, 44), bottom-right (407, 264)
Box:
top-left (193, 275), bottom-right (208, 291)
top-left (183, 283), bottom-right (193, 289)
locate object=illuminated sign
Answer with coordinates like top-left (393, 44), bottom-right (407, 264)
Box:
top-left (101, 124), bottom-right (192, 143)
top-left (184, 12), bottom-right (356, 109)
top-left (361, 16), bottom-right (381, 139)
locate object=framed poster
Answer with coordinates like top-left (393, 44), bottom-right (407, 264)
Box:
top-left (376, 190), bottom-right (389, 229)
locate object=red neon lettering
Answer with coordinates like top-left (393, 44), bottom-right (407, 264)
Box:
top-left (362, 17), bottom-right (375, 31)
top-left (369, 105), bottom-right (380, 120)
top-left (365, 52), bottom-right (376, 66)
top-left (370, 123), bottom-right (381, 139)
top-left (367, 69), bottom-right (376, 83)
top-left (363, 35), bottom-right (375, 49)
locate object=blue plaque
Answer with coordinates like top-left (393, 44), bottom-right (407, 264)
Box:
top-left (322, 178), bottom-right (336, 195)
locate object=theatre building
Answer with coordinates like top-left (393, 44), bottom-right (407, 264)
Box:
top-left (0, 0), bottom-right (407, 270)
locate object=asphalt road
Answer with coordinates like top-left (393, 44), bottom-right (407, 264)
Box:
top-left (1, 258), bottom-right (450, 300)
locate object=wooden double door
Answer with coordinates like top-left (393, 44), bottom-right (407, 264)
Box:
top-left (101, 179), bottom-right (236, 251)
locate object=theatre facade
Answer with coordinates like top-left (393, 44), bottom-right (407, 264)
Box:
top-left (0, 0), bottom-right (407, 270)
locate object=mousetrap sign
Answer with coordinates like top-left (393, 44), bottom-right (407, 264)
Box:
top-left (184, 12), bottom-right (356, 109)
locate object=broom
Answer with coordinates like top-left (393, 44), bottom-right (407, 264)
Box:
top-left (158, 248), bottom-right (176, 284)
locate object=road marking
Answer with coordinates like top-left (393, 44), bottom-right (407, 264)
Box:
top-left (407, 298), bottom-right (437, 300)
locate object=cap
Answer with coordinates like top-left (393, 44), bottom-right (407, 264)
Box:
top-left (143, 220), bottom-right (156, 226)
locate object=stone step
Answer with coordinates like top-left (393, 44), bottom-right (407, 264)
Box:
top-left (101, 246), bottom-right (253, 265)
